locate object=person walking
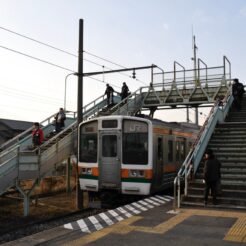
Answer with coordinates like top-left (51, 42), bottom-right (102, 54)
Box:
top-left (232, 78), bottom-right (245, 110)
top-left (32, 122), bottom-right (44, 148)
top-left (120, 82), bottom-right (129, 101)
top-left (203, 149), bottom-right (221, 206)
top-left (54, 108), bottom-right (66, 133)
top-left (105, 84), bottom-right (114, 106)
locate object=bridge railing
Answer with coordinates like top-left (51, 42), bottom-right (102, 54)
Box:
top-left (173, 82), bottom-right (233, 208)
top-left (153, 56), bottom-right (231, 90)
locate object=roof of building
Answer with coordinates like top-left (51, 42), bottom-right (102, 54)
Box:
top-left (0, 118), bottom-right (33, 131)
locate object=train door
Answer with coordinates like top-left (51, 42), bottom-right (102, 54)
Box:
top-left (99, 132), bottom-right (121, 189)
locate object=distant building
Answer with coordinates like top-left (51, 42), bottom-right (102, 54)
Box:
top-left (0, 118), bottom-right (33, 145)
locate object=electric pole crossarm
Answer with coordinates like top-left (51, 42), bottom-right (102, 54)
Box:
top-left (83, 64), bottom-right (157, 77)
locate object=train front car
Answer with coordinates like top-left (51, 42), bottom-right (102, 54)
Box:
top-left (78, 116), bottom-right (152, 198)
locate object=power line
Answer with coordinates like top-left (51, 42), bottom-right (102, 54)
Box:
top-left (0, 25), bottom-right (148, 85)
top-left (0, 45), bottom-right (75, 73)
top-left (0, 45), bottom-right (119, 87)
top-left (84, 50), bottom-right (126, 69)
top-left (0, 25), bottom-right (77, 58)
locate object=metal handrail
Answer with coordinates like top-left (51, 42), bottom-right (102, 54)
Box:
top-left (174, 61), bottom-right (185, 86)
top-left (223, 55), bottom-right (231, 81)
top-left (0, 91), bottom-right (111, 154)
top-left (173, 83), bottom-right (233, 209)
top-left (198, 58), bottom-right (208, 87)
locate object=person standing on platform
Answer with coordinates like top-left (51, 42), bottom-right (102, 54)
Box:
top-left (203, 149), bottom-right (221, 206)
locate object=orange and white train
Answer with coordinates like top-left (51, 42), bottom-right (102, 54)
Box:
top-left (78, 115), bottom-right (199, 198)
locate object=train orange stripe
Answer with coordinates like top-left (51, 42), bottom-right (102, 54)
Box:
top-left (172, 131), bottom-right (194, 137)
top-left (92, 167), bottom-right (99, 176)
top-left (145, 169), bottom-right (153, 179)
top-left (121, 169), bottom-right (129, 178)
top-left (153, 127), bottom-right (194, 138)
top-left (121, 169), bottom-right (153, 179)
top-left (153, 128), bottom-right (169, 135)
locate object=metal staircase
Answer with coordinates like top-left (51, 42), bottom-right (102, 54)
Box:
top-left (176, 94), bottom-right (246, 210)
top-left (0, 93), bottom-right (122, 197)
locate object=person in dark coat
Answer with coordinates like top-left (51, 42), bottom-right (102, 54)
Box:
top-left (105, 84), bottom-right (114, 106)
top-left (232, 78), bottom-right (245, 110)
top-left (54, 108), bottom-right (66, 133)
top-left (203, 149), bottom-right (221, 205)
top-left (120, 82), bottom-right (129, 101)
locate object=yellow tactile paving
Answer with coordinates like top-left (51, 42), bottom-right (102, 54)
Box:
top-left (64, 208), bottom-right (246, 245)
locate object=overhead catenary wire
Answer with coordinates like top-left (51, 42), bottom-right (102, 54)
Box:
top-left (0, 44), bottom-right (119, 88)
top-left (0, 25), bottom-right (148, 85)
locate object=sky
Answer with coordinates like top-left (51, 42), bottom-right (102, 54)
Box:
top-left (0, 0), bottom-right (246, 124)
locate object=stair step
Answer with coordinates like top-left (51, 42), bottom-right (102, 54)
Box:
top-left (181, 201), bottom-right (246, 210)
top-left (188, 187), bottom-right (246, 198)
top-left (183, 194), bottom-right (246, 206)
top-left (208, 147), bottom-right (246, 152)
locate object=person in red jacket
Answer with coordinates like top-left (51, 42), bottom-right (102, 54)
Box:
top-left (32, 122), bottom-right (44, 147)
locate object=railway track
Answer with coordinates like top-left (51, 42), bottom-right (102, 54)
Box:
top-left (0, 208), bottom-right (106, 244)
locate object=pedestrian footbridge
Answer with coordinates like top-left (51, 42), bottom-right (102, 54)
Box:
top-left (0, 56), bottom-right (232, 215)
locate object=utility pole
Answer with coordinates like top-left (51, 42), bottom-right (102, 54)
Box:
top-left (193, 35), bottom-right (198, 82)
top-left (76, 19), bottom-right (83, 210)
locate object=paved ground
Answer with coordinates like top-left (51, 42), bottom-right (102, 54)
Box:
top-left (3, 195), bottom-right (246, 246)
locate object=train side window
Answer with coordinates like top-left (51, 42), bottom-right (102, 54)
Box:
top-left (180, 141), bottom-right (185, 161)
top-left (176, 141), bottom-right (180, 161)
top-left (80, 134), bottom-right (97, 162)
top-left (157, 137), bottom-right (163, 161)
top-left (168, 140), bottom-right (173, 162)
top-left (188, 141), bottom-right (193, 151)
top-left (80, 121), bottom-right (98, 163)
top-left (102, 135), bottom-right (117, 157)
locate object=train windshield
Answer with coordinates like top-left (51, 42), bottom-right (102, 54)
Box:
top-left (79, 121), bottom-right (98, 163)
top-left (123, 119), bottom-right (148, 164)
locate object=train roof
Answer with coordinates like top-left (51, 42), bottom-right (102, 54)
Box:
top-left (83, 115), bottom-right (200, 132)
top-left (135, 114), bottom-right (200, 131)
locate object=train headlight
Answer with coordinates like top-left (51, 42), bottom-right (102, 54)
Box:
top-left (82, 168), bottom-right (92, 175)
top-left (129, 170), bottom-right (145, 178)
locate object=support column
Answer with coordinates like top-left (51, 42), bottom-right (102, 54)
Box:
top-left (16, 179), bottom-right (38, 217)
top-left (186, 106), bottom-right (190, 123)
top-left (76, 19), bottom-right (84, 210)
top-left (195, 107), bottom-right (199, 125)
top-left (66, 157), bottom-right (71, 193)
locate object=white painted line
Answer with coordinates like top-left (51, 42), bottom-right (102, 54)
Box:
top-left (77, 219), bottom-right (91, 233)
top-left (149, 196), bottom-right (166, 204)
top-left (155, 195), bottom-right (171, 202)
top-left (165, 195), bottom-right (174, 199)
top-left (116, 207), bottom-right (132, 218)
top-left (88, 216), bottom-right (103, 231)
top-left (144, 198), bottom-right (160, 206)
top-left (124, 204), bottom-right (141, 214)
top-left (108, 209), bottom-right (124, 221)
top-left (131, 202), bottom-right (148, 211)
top-left (138, 200), bottom-right (154, 208)
top-left (64, 223), bottom-right (73, 230)
top-left (98, 212), bottom-right (114, 226)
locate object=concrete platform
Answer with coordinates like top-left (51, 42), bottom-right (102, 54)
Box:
top-left (3, 195), bottom-right (246, 245)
